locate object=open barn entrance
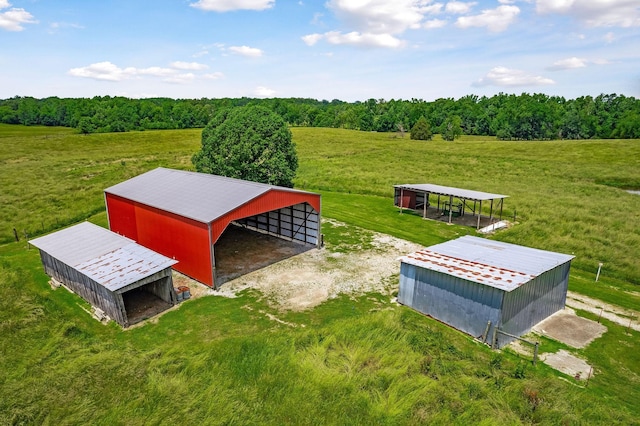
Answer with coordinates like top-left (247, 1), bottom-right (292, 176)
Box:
top-left (121, 278), bottom-right (175, 326)
top-left (214, 224), bottom-right (314, 287)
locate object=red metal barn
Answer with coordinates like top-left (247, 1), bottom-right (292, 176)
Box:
top-left (105, 168), bottom-right (321, 289)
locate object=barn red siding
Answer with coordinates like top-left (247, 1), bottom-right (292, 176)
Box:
top-left (211, 190), bottom-right (321, 244)
top-left (106, 193), bottom-right (138, 241)
top-left (107, 197), bottom-right (213, 287)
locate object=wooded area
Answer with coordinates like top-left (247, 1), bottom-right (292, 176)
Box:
top-left (1, 93), bottom-right (639, 140)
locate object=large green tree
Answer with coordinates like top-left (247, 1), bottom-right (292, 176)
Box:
top-left (410, 116), bottom-right (432, 140)
top-left (441, 115), bottom-right (463, 141)
top-left (192, 106), bottom-right (298, 187)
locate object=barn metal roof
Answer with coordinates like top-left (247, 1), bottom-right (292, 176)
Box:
top-left (399, 235), bottom-right (574, 292)
top-left (29, 222), bottom-right (177, 291)
top-left (105, 167), bottom-right (317, 223)
top-left (394, 183), bottom-right (508, 201)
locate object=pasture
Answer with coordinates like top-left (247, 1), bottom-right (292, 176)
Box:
top-left (1, 124), bottom-right (639, 424)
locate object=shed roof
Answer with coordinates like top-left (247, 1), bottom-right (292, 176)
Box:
top-left (105, 167), bottom-right (318, 223)
top-left (399, 235), bottom-right (574, 292)
top-left (394, 183), bottom-right (507, 201)
top-left (29, 222), bottom-right (177, 291)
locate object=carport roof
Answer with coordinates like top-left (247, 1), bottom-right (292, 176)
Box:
top-left (394, 183), bottom-right (507, 201)
top-left (29, 222), bottom-right (177, 291)
top-left (399, 236), bottom-right (574, 292)
top-left (105, 167), bottom-right (318, 223)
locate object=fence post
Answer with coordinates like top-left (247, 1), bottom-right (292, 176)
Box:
top-left (13, 228), bottom-right (19, 242)
top-left (482, 321), bottom-right (491, 343)
top-left (533, 342), bottom-right (538, 366)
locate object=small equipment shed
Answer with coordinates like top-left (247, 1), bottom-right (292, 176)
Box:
top-left (105, 167), bottom-right (321, 289)
top-left (398, 236), bottom-right (574, 348)
top-left (30, 222), bottom-right (178, 327)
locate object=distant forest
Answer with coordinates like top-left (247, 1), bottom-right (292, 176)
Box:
top-left (1, 93), bottom-right (639, 140)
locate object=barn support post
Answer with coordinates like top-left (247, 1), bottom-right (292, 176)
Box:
top-left (499, 199), bottom-right (504, 221)
top-left (448, 195), bottom-right (453, 224)
top-left (489, 199), bottom-right (495, 223)
top-left (399, 188), bottom-right (404, 214)
top-left (477, 200), bottom-right (483, 229)
top-left (423, 191), bottom-right (427, 218)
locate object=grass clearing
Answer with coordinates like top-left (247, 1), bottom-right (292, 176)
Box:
top-left (1, 125), bottom-right (639, 423)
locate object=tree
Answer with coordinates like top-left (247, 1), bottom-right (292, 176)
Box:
top-left (192, 106), bottom-right (298, 187)
top-left (410, 116), bottom-right (432, 140)
top-left (441, 115), bottom-right (463, 141)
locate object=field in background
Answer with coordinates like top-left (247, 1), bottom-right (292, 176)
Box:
top-left (1, 124), bottom-right (639, 423)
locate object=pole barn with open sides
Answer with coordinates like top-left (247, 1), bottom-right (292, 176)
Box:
top-left (104, 167), bottom-right (321, 289)
top-left (29, 222), bottom-right (178, 328)
top-left (398, 236), bottom-right (574, 348)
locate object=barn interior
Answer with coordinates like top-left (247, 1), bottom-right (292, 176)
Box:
top-left (213, 223), bottom-right (314, 286)
top-left (121, 279), bottom-right (174, 326)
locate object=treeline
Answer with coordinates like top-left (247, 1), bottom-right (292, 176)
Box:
top-left (1, 93), bottom-right (639, 139)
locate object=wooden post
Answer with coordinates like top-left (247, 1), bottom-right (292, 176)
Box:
top-left (533, 342), bottom-right (538, 366)
top-left (399, 188), bottom-right (404, 214)
top-left (448, 195), bottom-right (453, 224)
top-left (423, 192), bottom-right (427, 218)
top-left (13, 228), bottom-right (19, 242)
top-left (482, 321), bottom-right (491, 343)
top-left (477, 200), bottom-right (482, 229)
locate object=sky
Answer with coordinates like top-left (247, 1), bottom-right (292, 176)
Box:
top-left (1, 0), bottom-right (639, 102)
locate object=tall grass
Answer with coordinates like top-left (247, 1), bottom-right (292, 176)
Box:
top-left (1, 245), bottom-right (637, 424)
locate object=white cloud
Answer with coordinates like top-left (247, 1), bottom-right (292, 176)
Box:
top-left (473, 66), bottom-right (555, 87)
top-left (0, 2), bottom-right (37, 31)
top-left (302, 33), bottom-right (324, 46)
top-left (229, 45), bottom-right (263, 57)
top-left (303, 30), bottom-right (405, 48)
top-left (423, 18), bottom-right (447, 29)
top-left (171, 61), bottom-right (209, 70)
top-left (69, 62), bottom-right (179, 81)
top-left (327, 0), bottom-right (427, 34)
top-left (604, 31), bottom-right (615, 43)
top-left (456, 5), bottom-right (519, 32)
top-left (203, 72), bottom-right (225, 79)
top-left (255, 86), bottom-right (276, 97)
top-left (536, 0), bottom-right (640, 28)
top-left (548, 56), bottom-right (587, 70)
top-left (190, 0), bottom-right (274, 12)
top-left (445, 1), bottom-right (476, 15)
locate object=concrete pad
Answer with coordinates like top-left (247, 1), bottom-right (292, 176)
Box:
top-left (533, 308), bottom-right (607, 348)
top-left (540, 350), bottom-right (593, 380)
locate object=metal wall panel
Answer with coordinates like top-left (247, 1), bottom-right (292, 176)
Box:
top-left (399, 262), bottom-right (504, 339)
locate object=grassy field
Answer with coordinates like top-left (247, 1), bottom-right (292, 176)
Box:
top-left (1, 124), bottom-right (639, 424)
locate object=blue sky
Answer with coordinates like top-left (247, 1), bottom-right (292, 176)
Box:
top-left (1, 0), bottom-right (639, 101)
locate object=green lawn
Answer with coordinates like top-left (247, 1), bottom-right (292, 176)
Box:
top-left (1, 124), bottom-right (639, 424)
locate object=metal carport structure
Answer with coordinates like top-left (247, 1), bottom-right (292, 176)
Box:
top-left (394, 183), bottom-right (508, 229)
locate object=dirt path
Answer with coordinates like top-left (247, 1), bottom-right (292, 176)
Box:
top-left (565, 291), bottom-right (640, 332)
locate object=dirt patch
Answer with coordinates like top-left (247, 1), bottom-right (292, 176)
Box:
top-left (220, 231), bottom-right (422, 310)
top-left (540, 350), bottom-right (593, 381)
top-left (565, 291), bottom-right (639, 332)
top-left (533, 308), bottom-right (607, 348)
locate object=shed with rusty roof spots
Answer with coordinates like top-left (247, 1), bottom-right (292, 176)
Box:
top-left (398, 235), bottom-right (574, 348)
top-left (29, 222), bottom-right (178, 327)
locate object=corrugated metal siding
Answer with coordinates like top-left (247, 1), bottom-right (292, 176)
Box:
top-left (399, 262), bottom-right (504, 339)
top-left (498, 262), bottom-right (571, 347)
top-left (132, 202), bottom-right (212, 287)
top-left (105, 193), bottom-right (139, 241)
